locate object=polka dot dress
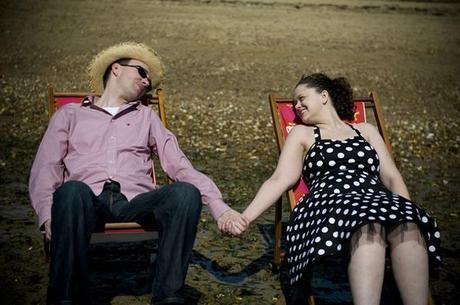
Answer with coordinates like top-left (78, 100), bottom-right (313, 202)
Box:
top-left (285, 125), bottom-right (441, 285)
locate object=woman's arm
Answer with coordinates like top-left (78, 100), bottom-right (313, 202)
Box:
top-left (358, 123), bottom-right (411, 200)
top-left (242, 125), bottom-right (313, 223)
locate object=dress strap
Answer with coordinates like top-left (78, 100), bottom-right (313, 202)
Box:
top-left (313, 126), bottom-right (322, 141)
top-left (348, 124), bottom-right (362, 136)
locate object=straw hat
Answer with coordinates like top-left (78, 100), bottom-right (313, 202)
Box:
top-left (87, 42), bottom-right (165, 93)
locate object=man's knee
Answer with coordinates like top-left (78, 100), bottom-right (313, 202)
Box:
top-left (55, 180), bottom-right (91, 195)
top-left (53, 180), bottom-right (94, 213)
top-left (169, 182), bottom-right (202, 214)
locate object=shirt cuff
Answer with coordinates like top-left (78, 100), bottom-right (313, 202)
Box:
top-left (38, 206), bottom-right (51, 230)
top-left (207, 199), bottom-right (231, 220)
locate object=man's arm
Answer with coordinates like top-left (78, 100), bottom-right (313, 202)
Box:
top-left (148, 111), bottom-right (246, 227)
top-left (29, 107), bottom-right (69, 236)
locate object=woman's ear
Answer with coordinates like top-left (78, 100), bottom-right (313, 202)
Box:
top-left (321, 90), bottom-right (329, 104)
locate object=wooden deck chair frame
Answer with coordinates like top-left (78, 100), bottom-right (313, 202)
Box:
top-left (43, 87), bottom-right (169, 260)
top-left (269, 92), bottom-right (434, 305)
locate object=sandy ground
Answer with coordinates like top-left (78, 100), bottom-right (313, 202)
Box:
top-left (0, 0), bottom-right (459, 304)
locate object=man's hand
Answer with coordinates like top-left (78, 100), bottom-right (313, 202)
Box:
top-left (43, 219), bottom-right (52, 241)
top-left (217, 209), bottom-right (249, 236)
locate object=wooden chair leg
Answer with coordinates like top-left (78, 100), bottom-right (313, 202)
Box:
top-left (428, 290), bottom-right (435, 305)
top-left (273, 198), bottom-right (283, 272)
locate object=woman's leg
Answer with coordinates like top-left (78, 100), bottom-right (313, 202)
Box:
top-left (387, 222), bottom-right (429, 305)
top-left (348, 223), bottom-right (386, 305)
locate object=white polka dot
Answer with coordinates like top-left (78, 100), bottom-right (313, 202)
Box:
top-left (315, 236), bottom-right (321, 243)
top-left (326, 240), bottom-right (333, 247)
top-left (337, 244), bottom-right (342, 250)
top-left (326, 148), bottom-right (334, 153)
top-left (357, 151), bottom-right (365, 157)
top-left (368, 158), bottom-right (374, 164)
top-left (422, 216), bottom-right (428, 223)
top-left (329, 160), bottom-right (336, 166)
top-left (321, 227), bottom-right (328, 233)
top-left (333, 232), bottom-right (339, 238)
top-left (328, 217), bottom-right (336, 224)
top-left (429, 246), bottom-right (436, 252)
top-left (434, 231), bottom-right (440, 238)
top-left (317, 160), bottom-right (323, 166)
top-left (337, 152), bottom-right (345, 158)
top-left (318, 249), bottom-right (325, 255)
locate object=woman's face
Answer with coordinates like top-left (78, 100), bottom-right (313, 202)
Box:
top-left (293, 84), bottom-right (325, 123)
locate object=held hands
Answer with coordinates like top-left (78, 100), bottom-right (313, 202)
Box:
top-left (217, 208), bottom-right (250, 236)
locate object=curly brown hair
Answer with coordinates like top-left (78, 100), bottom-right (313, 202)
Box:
top-left (295, 73), bottom-right (354, 120)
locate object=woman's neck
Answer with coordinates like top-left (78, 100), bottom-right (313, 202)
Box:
top-left (315, 108), bottom-right (347, 130)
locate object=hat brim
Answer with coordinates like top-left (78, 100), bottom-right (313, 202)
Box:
top-left (88, 42), bottom-right (165, 94)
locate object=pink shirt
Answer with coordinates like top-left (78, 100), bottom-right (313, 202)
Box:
top-left (29, 97), bottom-right (229, 228)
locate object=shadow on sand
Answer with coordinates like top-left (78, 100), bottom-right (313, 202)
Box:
top-left (86, 223), bottom-right (403, 305)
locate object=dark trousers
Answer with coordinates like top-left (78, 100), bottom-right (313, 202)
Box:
top-left (47, 180), bottom-right (202, 305)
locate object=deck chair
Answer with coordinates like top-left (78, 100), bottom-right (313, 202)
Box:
top-left (43, 87), bottom-right (169, 259)
top-left (269, 92), bottom-right (434, 305)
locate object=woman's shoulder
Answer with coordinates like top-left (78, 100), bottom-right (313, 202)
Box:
top-left (291, 124), bottom-right (316, 135)
top-left (351, 122), bottom-right (383, 143)
top-left (351, 122), bottom-right (379, 135)
top-left (288, 124), bottom-right (316, 145)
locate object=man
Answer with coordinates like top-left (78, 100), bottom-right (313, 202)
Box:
top-left (29, 42), bottom-right (248, 305)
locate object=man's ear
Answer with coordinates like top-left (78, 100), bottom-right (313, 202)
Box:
top-left (111, 62), bottom-right (120, 77)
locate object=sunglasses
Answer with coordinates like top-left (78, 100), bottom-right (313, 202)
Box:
top-left (119, 64), bottom-right (152, 92)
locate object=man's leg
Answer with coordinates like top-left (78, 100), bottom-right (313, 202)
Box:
top-left (48, 180), bottom-right (97, 305)
top-left (114, 182), bottom-right (202, 304)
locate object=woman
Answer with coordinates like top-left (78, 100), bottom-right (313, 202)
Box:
top-left (227, 73), bottom-right (441, 305)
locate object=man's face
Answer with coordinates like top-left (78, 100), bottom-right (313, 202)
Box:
top-left (116, 59), bottom-right (152, 100)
